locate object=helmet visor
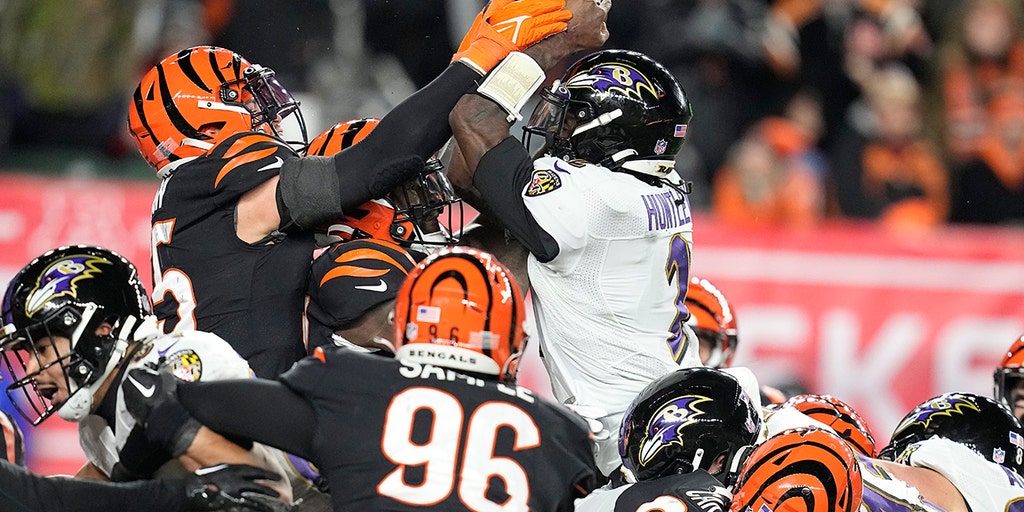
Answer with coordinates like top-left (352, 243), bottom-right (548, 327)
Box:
top-left (224, 64), bottom-right (307, 148)
top-left (523, 83), bottom-right (573, 157)
top-left (997, 371), bottom-right (1024, 419)
top-left (242, 65), bottom-right (300, 123)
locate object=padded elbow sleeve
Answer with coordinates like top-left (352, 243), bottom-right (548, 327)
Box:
top-left (278, 156), bottom-right (345, 232)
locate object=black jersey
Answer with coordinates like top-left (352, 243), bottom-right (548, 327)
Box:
top-left (151, 131), bottom-right (311, 377)
top-left (279, 346), bottom-right (599, 511)
top-left (575, 471), bottom-right (730, 512)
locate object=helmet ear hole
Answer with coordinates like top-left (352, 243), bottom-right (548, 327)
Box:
top-left (197, 122), bottom-right (226, 136)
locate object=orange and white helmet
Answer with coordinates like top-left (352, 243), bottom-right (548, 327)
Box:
top-left (685, 276), bottom-right (738, 368)
top-left (308, 118), bottom-right (462, 250)
top-left (128, 46), bottom-right (305, 176)
top-left (994, 335), bottom-right (1024, 414)
top-left (731, 428), bottom-right (863, 512)
top-left (779, 394), bottom-right (877, 457)
top-left (392, 247), bottom-right (526, 382)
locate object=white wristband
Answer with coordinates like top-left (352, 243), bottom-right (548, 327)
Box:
top-left (476, 52), bottom-right (546, 123)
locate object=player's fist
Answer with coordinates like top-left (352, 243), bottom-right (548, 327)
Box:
top-left (453, 0), bottom-right (572, 74)
top-left (564, 0), bottom-right (611, 51)
top-left (124, 366), bottom-right (201, 457)
top-left (185, 463), bottom-right (288, 512)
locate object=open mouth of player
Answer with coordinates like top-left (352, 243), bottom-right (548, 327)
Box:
top-left (37, 385), bottom-right (59, 402)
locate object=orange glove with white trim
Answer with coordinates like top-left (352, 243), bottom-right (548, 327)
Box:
top-left (452, 0), bottom-right (571, 75)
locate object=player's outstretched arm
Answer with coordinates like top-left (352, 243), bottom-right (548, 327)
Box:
top-left (0, 459), bottom-right (284, 512)
top-left (446, 0), bottom-right (609, 261)
top-left (272, 0), bottom-right (578, 235)
top-left (449, 0), bottom-right (610, 182)
top-left (122, 367), bottom-right (300, 503)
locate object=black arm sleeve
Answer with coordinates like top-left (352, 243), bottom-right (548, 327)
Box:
top-left (349, 63), bottom-right (480, 168)
top-left (0, 460), bottom-right (185, 512)
top-left (278, 63), bottom-right (482, 231)
top-left (473, 136), bottom-right (560, 262)
top-left (177, 379), bottom-right (318, 461)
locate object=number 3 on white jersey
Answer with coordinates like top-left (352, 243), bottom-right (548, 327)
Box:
top-left (378, 387), bottom-right (540, 511)
top-left (151, 219), bottom-right (197, 332)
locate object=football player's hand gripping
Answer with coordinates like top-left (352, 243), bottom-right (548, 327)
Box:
top-left (124, 366), bottom-right (202, 457)
top-left (453, 0), bottom-right (573, 74)
top-left (184, 463), bottom-right (291, 512)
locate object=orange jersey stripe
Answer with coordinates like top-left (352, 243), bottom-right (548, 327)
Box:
top-left (223, 134), bottom-right (280, 159)
top-left (214, 146), bottom-right (279, 187)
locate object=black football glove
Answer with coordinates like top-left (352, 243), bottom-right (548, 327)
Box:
top-left (184, 463), bottom-right (291, 512)
top-left (123, 365), bottom-right (202, 457)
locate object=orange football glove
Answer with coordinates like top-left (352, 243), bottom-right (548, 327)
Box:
top-left (452, 0), bottom-right (571, 75)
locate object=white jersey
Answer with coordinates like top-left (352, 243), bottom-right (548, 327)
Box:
top-left (575, 483), bottom-right (627, 512)
top-left (78, 330), bottom-right (251, 476)
top-left (525, 157), bottom-right (700, 408)
top-left (858, 437), bottom-right (1024, 511)
top-left (523, 156), bottom-right (701, 472)
top-left (903, 437), bottom-right (1024, 511)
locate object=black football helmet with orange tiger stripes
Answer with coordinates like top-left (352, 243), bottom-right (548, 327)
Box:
top-left (779, 394), bottom-right (877, 457)
top-left (308, 118), bottom-right (462, 250)
top-left (731, 428), bottom-right (864, 512)
top-left (392, 246), bottom-right (526, 382)
top-left (994, 335), bottom-right (1024, 420)
top-left (685, 276), bottom-right (738, 369)
top-left (128, 45), bottom-right (306, 176)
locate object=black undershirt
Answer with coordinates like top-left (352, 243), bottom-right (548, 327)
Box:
top-left (0, 459), bottom-right (185, 512)
top-left (473, 136), bottom-right (560, 262)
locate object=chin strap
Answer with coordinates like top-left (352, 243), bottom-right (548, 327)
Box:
top-left (613, 165), bottom-right (694, 206)
top-left (58, 315), bottom-right (160, 422)
top-left (726, 444), bottom-right (757, 488)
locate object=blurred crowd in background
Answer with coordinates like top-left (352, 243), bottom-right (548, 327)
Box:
top-left (2, 0), bottom-right (1024, 229)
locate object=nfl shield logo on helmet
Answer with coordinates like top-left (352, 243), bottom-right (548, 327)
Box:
top-left (994, 447), bottom-right (1006, 464)
top-left (654, 139), bottom-right (668, 155)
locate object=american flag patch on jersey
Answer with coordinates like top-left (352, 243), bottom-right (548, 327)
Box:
top-left (674, 124), bottom-right (687, 137)
top-left (1011, 431), bottom-right (1024, 448)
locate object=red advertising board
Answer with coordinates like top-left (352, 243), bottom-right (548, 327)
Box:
top-left (2, 172), bottom-right (1023, 473)
top-left (683, 214), bottom-right (1024, 441)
